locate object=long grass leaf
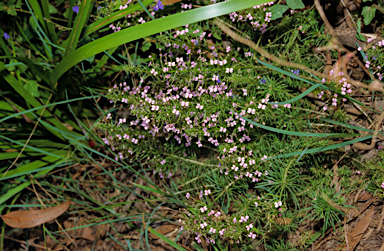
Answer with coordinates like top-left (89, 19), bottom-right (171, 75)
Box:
top-left (148, 227), bottom-right (187, 251)
top-left (268, 135), bottom-right (373, 160)
top-left (64, 0), bottom-right (92, 56)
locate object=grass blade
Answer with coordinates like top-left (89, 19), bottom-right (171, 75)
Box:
top-left (64, 0), bottom-right (93, 56)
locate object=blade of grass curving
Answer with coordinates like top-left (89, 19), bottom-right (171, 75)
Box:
top-left (25, 0), bottom-right (52, 59)
top-left (40, 0), bottom-right (57, 43)
top-left (28, 0), bottom-right (48, 33)
top-left (137, 0), bottom-right (155, 20)
top-left (148, 227), bottom-right (187, 251)
top-left (192, 242), bottom-right (205, 251)
top-left (256, 59), bottom-right (325, 105)
top-left (126, 240), bottom-right (133, 251)
top-left (144, 202), bottom-right (166, 251)
top-left (67, 0), bottom-right (77, 28)
top-left (320, 118), bottom-right (383, 133)
top-left (0, 94), bottom-right (101, 123)
top-left (51, 0), bottom-right (271, 85)
top-left (0, 135), bottom-right (67, 159)
top-left (356, 42), bottom-right (374, 78)
top-left (257, 59), bottom-right (379, 114)
top-left (43, 227), bottom-right (67, 251)
top-left (0, 56), bottom-right (51, 83)
top-left (240, 115), bottom-right (361, 138)
top-left (0, 36), bottom-right (12, 57)
top-left (0, 155), bottom-right (64, 180)
top-left (15, 22), bottom-right (49, 61)
top-left (0, 182), bottom-right (30, 206)
top-left (296, 145), bottom-right (309, 162)
top-left (267, 135), bottom-right (373, 160)
top-left (106, 232), bottom-right (128, 250)
top-left (64, 0), bottom-right (92, 56)
top-left (132, 182), bottom-right (167, 196)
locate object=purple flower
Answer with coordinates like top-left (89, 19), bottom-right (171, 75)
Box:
top-left (72, 6), bottom-right (79, 14)
top-left (260, 78), bottom-right (266, 84)
top-left (4, 33), bottom-right (10, 40)
top-left (154, 0), bottom-right (163, 11)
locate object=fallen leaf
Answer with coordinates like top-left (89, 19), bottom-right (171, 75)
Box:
top-left (150, 224), bottom-right (176, 240)
top-left (344, 206), bottom-right (375, 250)
top-left (0, 200), bottom-right (71, 228)
top-left (82, 227), bottom-right (95, 241)
top-left (357, 191), bottom-right (373, 202)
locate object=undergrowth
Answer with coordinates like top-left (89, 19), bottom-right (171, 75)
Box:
top-left (1, 0), bottom-right (384, 250)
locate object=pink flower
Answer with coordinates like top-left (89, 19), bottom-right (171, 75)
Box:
top-left (186, 193), bottom-right (190, 199)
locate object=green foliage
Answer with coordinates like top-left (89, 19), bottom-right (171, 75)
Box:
top-left (1, 0), bottom-right (384, 249)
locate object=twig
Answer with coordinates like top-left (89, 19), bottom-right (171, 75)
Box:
top-left (314, 0), bottom-right (335, 35)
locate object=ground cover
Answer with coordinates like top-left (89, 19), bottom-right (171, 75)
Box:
top-left (1, 0), bottom-right (384, 250)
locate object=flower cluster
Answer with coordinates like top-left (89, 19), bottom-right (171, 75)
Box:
top-left (228, 1), bottom-right (275, 34)
top-left (357, 37), bottom-right (384, 81)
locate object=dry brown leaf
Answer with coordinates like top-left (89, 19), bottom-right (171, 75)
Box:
top-left (150, 224), bottom-right (176, 240)
top-left (345, 206), bottom-right (375, 250)
top-left (358, 192), bottom-right (373, 202)
top-left (82, 227), bottom-right (95, 241)
top-left (162, 0), bottom-right (182, 5)
top-left (0, 200), bottom-right (71, 228)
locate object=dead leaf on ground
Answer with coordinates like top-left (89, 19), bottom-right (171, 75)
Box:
top-left (358, 191), bottom-right (373, 202)
top-left (150, 224), bottom-right (177, 240)
top-left (82, 227), bottom-right (95, 241)
top-left (1, 200), bottom-right (71, 228)
top-left (344, 206), bottom-right (375, 250)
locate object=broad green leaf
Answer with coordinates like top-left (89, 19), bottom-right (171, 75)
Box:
top-left (24, 80), bottom-right (40, 97)
top-left (16, 0), bottom-right (22, 8)
top-left (51, 0), bottom-right (271, 85)
top-left (48, 4), bottom-right (58, 14)
top-left (286, 0), bottom-right (304, 10)
top-left (141, 42), bottom-right (152, 52)
top-left (270, 4), bottom-right (289, 20)
top-left (7, 5), bottom-right (17, 16)
top-left (362, 6), bottom-right (376, 25)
